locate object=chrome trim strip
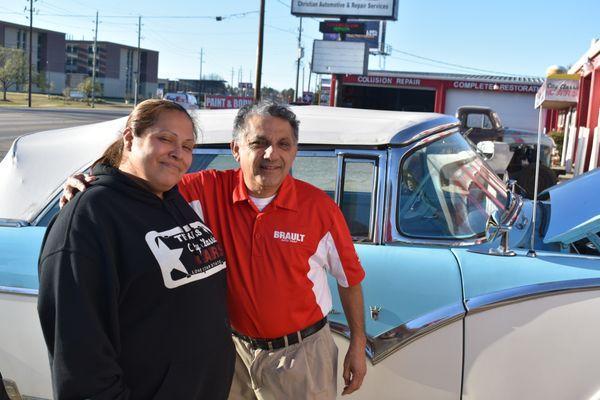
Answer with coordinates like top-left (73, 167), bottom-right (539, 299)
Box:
top-left (466, 278), bottom-right (600, 314)
top-left (0, 218), bottom-right (30, 227)
top-left (0, 286), bottom-right (39, 296)
top-left (329, 302), bottom-right (466, 365)
top-left (389, 117), bottom-right (460, 146)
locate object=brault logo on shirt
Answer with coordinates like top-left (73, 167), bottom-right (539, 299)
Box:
top-left (273, 230), bottom-right (306, 243)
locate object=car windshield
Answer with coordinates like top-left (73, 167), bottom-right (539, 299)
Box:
top-left (398, 133), bottom-right (509, 240)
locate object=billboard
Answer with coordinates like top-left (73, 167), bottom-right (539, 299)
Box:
top-left (323, 20), bottom-right (385, 52)
top-left (311, 40), bottom-right (369, 75)
top-left (291, 0), bottom-right (398, 20)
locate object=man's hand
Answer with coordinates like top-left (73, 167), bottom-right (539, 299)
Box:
top-left (337, 283), bottom-right (367, 395)
top-left (342, 336), bottom-right (367, 395)
top-left (59, 173), bottom-right (96, 208)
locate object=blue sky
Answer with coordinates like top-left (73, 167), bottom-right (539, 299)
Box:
top-left (0, 0), bottom-right (598, 91)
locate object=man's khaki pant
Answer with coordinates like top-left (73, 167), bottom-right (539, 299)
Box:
top-left (228, 325), bottom-right (338, 400)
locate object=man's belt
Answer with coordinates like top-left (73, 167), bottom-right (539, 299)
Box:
top-left (232, 317), bottom-right (328, 350)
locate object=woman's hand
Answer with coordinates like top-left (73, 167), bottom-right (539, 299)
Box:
top-left (60, 174), bottom-right (97, 208)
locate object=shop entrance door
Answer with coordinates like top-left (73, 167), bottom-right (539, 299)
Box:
top-left (343, 85), bottom-right (435, 112)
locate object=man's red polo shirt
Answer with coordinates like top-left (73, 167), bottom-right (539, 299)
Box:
top-left (178, 168), bottom-right (365, 338)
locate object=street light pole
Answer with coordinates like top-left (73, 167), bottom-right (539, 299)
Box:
top-left (253, 0), bottom-right (265, 102)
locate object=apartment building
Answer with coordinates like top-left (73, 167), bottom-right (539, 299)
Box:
top-left (66, 40), bottom-right (158, 100)
top-left (0, 20), bottom-right (65, 94)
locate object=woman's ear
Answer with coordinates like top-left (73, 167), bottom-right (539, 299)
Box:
top-left (123, 128), bottom-right (134, 152)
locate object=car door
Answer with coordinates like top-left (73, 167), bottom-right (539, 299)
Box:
top-left (190, 147), bottom-right (465, 399)
top-left (294, 149), bottom-right (465, 400)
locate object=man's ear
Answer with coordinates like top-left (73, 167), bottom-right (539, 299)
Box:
top-left (230, 140), bottom-right (241, 163)
top-left (123, 128), bottom-right (134, 151)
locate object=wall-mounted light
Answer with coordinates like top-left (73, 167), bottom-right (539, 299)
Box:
top-left (582, 57), bottom-right (594, 75)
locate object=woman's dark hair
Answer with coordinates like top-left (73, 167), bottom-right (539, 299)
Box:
top-left (94, 99), bottom-right (197, 168)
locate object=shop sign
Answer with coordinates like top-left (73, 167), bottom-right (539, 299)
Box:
top-left (344, 75), bottom-right (423, 87)
top-left (451, 80), bottom-right (540, 93)
top-left (204, 95), bottom-right (253, 109)
top-left (291, 0), bottom-right (398, 20)
top-left (534, 74), bottom-right (580, 109)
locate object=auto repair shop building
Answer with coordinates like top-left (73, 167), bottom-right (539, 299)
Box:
top-left (332, 71), bottom-right (543, 131)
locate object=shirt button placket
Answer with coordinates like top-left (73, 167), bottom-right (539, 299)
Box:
top-left (252, 213), bottom-right (263, 258)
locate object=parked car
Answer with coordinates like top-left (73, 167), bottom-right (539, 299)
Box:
top-left (163, 92), bottom-right (199, 110)
top-left (456, 106), bottom-right (558, 198)
top-left (1, 106), bottom-right (599, 399)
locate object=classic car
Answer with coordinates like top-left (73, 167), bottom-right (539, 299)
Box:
top-left (456, 105), bottom-right (558, 198)
top-left (1, 106), bottom-right (599, 400)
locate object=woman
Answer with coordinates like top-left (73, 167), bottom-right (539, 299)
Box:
top-left (37, 99), bottom-right (234, 399)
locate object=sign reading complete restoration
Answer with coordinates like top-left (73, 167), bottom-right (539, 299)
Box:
top-left (291, 0), bottom-right (398, 20)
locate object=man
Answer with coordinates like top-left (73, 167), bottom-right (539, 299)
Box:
top-left (64, 101), bottom-right (367, 399)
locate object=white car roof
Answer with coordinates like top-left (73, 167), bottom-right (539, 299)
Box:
top-left (0, 106), bottom-right (455, 222)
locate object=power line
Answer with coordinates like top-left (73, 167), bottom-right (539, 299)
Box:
top-left (390, 48), bottom-right (523, 77)
top-left (15, 10), bottom-right (259, 19)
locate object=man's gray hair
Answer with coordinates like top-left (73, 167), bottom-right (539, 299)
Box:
top-left (233, 100), bottom-right (300, 143)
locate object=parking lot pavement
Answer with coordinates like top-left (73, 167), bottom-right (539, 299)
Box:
top-left (0, 107), bottom-right (130, 160)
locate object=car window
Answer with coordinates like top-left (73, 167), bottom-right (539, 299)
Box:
top-left (398, 133), bottom-right (508, 240)
top-left (189, 153), bottom-right (238, 172)
top-left (291, 156), bottom-right (336, 199)
top-left (36, 200), bottom-right (61, 227)
top-left (340, 159), bottom-right (376, 240)
top-left (466, 113), bottom-right (493, 129)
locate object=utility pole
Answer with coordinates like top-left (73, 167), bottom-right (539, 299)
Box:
top-left (91, 11), bottom-right (99, 108)
top-left (27, 0), bottom-right (34, 108)
top-left (301, 66), bottom-right (305, 97)
top-left (334, 17), bottom-right (347, 107)
top-left (231, 67), bottom-right (234, 94)
top-left (307, 62), bottom-right (312, 96)
top-left (254, 0), bottom-right (265, 102)
top-left (294, 17), bottom-right (303, 102)
top-left (199, 48), bottom-right (204, 80)
top-left (133, 15), bottom-right (141, 105)
top-left (198, 48), bottom-right (204, 97)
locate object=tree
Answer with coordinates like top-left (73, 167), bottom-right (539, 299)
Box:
top-left (77, 77), bottom-right (102, 100)
top-left (280, 88), bottom-right (295, 103)
top-left (0, 47), bottom-right (27, 101)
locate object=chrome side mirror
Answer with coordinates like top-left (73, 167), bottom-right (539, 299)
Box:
top-left (476, 140), bottom-right (495, 160)
top-left (486, 210), bottom-right (516, 256)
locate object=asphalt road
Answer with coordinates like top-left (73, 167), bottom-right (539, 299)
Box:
top-left (0, 107), bottom-right (130, 160)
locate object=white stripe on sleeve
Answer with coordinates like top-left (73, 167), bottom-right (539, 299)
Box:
top-left (307, 231), bottom-right (350, 316)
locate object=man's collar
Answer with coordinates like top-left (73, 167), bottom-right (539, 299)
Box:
top-left (232, 169), bottom-right (297, 211)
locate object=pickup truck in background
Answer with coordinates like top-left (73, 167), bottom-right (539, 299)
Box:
top-left (456, 106), bottom-right (557, 198)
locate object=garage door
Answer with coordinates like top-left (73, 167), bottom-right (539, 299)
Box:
top-left (444, 90), bottom-right (539, 131)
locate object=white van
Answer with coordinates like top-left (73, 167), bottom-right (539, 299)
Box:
top-left (163, 92), bottom-right (199, 110)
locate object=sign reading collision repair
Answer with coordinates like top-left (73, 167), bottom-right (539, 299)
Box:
top-left (292, 0), bottom-right (398, 20)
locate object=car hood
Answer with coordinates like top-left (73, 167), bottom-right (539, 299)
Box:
top-left (543, 168), bottom-right (600, 245)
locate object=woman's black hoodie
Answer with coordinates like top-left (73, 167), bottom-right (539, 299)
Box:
top-left (37, 164), bottom-right (235, 400)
